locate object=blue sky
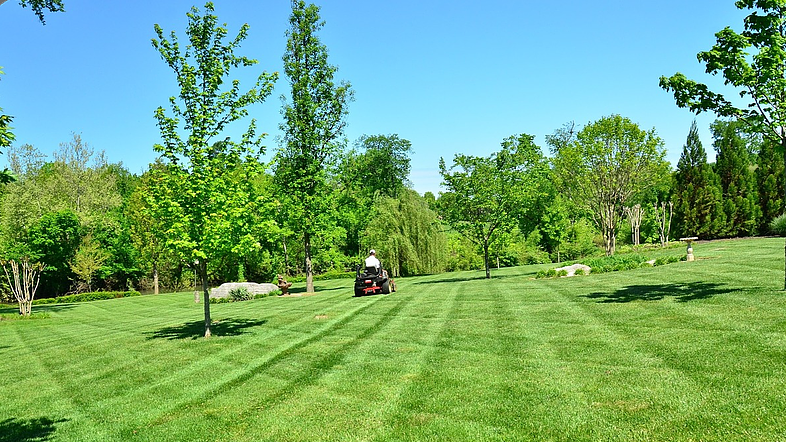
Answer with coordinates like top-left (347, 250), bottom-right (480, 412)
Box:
top-left (1, 1), bottom-right (746, 195)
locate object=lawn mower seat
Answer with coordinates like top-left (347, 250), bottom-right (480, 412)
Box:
top-left (364, 266), bottom-right (379, 276)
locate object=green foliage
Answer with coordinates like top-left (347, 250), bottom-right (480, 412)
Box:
top-left (228, 287), bottom-right (253, 302)
top-left (757, 138), bottom-right (784, 231)
top-left (439, 133), bottom-right (548, 278)
top-left (18, 0), bottom-right (65, 24)
top-left (362, 189), bottom-right (446, 277)
top-left (673, 120), bottom-right (724, 239)
top-left (31, 290), bottom-right (140, 305)
top-left (769, 213), bottom-right (786, 236)
top-left (712, 120), bottom-right (760, 237)
top-left (27, 210), bottom-right (81, 296)
top-left (151, 2), bottom-right (278, 336)
top-left (581, 254), bottom-right (652, 274)
top-left (70, 234), bottom-right (108, 293)
top-left (276, 0), bottom-right (353, 293)
top-left (549, 116), bottom-right (669, 256)
top-left (444, 231), bottom-right (482, 272)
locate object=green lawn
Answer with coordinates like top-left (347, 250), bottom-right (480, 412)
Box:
top-left (2, 237), bottom-right (786, 441)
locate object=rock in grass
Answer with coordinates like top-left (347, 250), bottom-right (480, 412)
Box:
top-left (555, 264), bottom-right (591, 277)
top-left (210, 282), bottom-right (279, 299)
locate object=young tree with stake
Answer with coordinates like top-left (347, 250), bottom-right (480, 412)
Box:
top-left (150, 2), bottom-right (277, 337)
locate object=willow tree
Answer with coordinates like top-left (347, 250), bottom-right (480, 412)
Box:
top-left (660, 0), bottom-right (786, 287)
top-left (275, 0), bottom-right (352, 293)
top-left (362, 189), bottom-right (445, 277)
top-left (549, 115), bottom-right (668, 256)
top-left (151, 2), bottom-right (277, 337)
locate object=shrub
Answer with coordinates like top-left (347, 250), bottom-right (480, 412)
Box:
top-left (228, 287), bottom-right (253, 302)
top-left (556, 269), bottom-right (568, 277)
top-left (257, 290), bottom-right (281, 299)
top-left (574, 268), bottom-right (585, 276)
top-left (33, 291), bottom-right (142, 305)
top-left (770, 213), bottom-right (786, 236)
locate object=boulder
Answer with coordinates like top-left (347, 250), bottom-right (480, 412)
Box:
top-left (555, 263), bottom-right (591, 277)
top-left (210, 282), bottom-right (279, 299)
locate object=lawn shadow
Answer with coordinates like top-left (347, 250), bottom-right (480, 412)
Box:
top-left (410, 271), bottom-right (529, 285)
top-left (146, 318), bottom-right (267, 340)
top-left (584, 282), bottom-right (730, 303)
top-left (0, 417), bottom-right (68, 442)
top-left (34, 304), bottom-right (78, 313)
top-left (287, 285), bottom-right (347, 295)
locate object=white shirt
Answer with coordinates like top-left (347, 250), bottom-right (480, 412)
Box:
top-left (365, 255), bottom-right (380, 270)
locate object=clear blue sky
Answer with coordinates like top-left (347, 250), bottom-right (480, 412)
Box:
top-left (0, 0), bottom-right (746, 195)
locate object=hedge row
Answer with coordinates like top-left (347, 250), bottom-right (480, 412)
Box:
top-left (33, 291), bottom-right (142, 305)
top-left (285, 270), bottom-right (355, 283)
top-left (536, 254), bottom-right (684, 279)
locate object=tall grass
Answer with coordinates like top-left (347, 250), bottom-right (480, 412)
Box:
top-left (1, 237), bottom-right (785, 441)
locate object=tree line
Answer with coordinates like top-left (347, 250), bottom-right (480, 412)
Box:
top-left (3, 1), bottom-right (786, 331)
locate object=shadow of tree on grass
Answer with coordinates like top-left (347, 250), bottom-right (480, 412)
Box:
top-left (0, 417), bottom-right (68, 442)
top-left (146, 318), bottom-right (268, 340)
top-left (584, 282), bottom-right (730, 303)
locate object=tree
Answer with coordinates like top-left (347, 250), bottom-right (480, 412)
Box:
top-left (757, 137), bottom-right (784, 232)
top-left (0, 68), bottom-right (17, 184)
top-left (2, 0), bottom-right (65, 24)
top-left (26, 210), bottom-right (81, 297)
top-left (711, 119), bottom-right (760, 236)
top-left (549, 115), bottom-right (668, 256)
top-left (337, 134), bottom-right (412, 257)
top-left (660, 0), bottom-right (786, 287)
top-left (275, 0), bottom-right (352, 293)
top-left (624, 204), bottom-right (644, 246)
top-left (70, 234), bottom-right (107, 293)
top-left (672, 120), bottom-right (725, 239)
top-left (151, 2), bottom-right (277, 337)
top-left (362, 189), bottom-right (445, 277)
top-left (439, 134), bottom-right (548, 278)
top-left (1, 258), bottom-right (42, 316)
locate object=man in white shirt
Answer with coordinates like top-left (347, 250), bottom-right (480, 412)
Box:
top-left (365, 249), bottom-right (380, 272)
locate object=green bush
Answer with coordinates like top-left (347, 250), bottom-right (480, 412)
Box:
top-left (574, 268), bottom-right (586, 276)
top-left (556, 269), bottom-right (568, 277)
top-left (229, 287), bottom-right (253, 302)
top-left (257, 290), bottom-right (281, 299)
top-left (33, 291), bottom-right (142, 305)
top-left (209, 297), bottom-right (232, 304)
top-left (287, 270), bottom-right (355, 284)
top-left (770, 213), bottom-right (786, 236)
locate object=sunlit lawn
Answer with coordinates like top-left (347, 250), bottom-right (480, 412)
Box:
top-left (2, 237), bottom-right (786, 441)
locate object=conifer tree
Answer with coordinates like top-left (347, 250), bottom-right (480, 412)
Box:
top-left (712, 120), bottom-right (760, 237)
top-left (673, 121), bottom-right (724, 239)
top-left (757, 137), bottom-right (784, 232)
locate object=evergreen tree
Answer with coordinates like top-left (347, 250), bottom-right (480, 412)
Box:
top-left (672, 120), bottom-right (724, 239)
top-left (712, 120), bottom-right (760, 237)
top-left (757, 137), bottom-right (784, 232)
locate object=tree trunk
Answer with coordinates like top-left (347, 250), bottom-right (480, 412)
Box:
top-left (483, 239), bottom-right (491, 279)
top-left (153, 263), bottom-right (159, 295)
top-left (200, 260), bottom-right (211, 338)
top-left (282, 237), bottom-right (290, 277)
top-left (304, 231), bottom-right (314, 293)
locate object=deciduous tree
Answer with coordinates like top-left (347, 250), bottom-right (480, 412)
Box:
top-left (439, 134), bottom-right (548, 278)
top-left (549, 115), bottom-right (668, 256)
top-left (3, 0), bottom-right (65, 24)
top-left (151, 2), bottom-right (277, 337)
top-left (276, 0), bottom-right (352, 293)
